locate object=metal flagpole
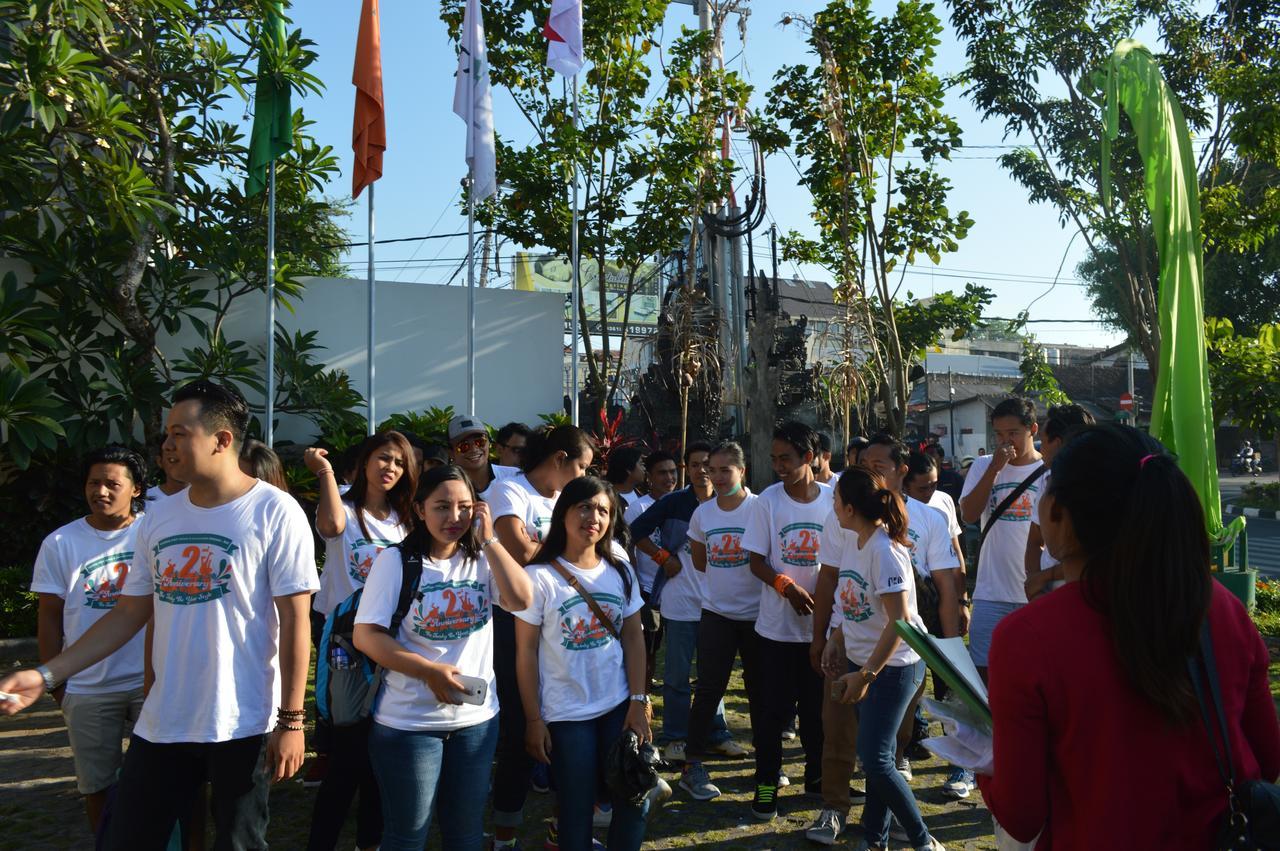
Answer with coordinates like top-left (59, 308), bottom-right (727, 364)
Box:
top-left (467, 176), bottom-right (477, 415)
top-left (367, 183), bottom-right (376, 435)
top-left (569, 77), bottom-right (581, 426)
top-left (265, 166), bottom-right (277, 447)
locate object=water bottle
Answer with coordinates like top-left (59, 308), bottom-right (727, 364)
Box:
top-left (330, 645), bottom-right (351, 670)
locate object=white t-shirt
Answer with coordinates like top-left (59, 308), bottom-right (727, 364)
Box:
top-left (742, 481), bottom-right (833, 644)
top-left (903, 496), bottom-right (961, 580)
top-left (355, 546), bottom-right (500, 731)
top-left (836, 526), bottom-right (923, 668)
top-left (687, 494), bottom-right (760, 620)
top-left (513, 557), bottom-right (643, 723)
top-left (488, 473), bottom-right (557, 549)
top-left (146, 485), bottom-right (184, 503)
top-left (477, 463), bottom-right (518, 498)
top-left (314, 503), bottom-right (407, 615)
top-left (959, 454), bottom-right (1044, 604)
top-left (30, 518), bottom-right (146, 695)
top-left (657, 530), bottom-right (705, 622)
top-left (928, 490), bottom-right (963, 540)
top-left (623, 494), bottom-right (659, 593)
top-left (122, 482), bottom-right (319, 743)
top-left (1029, 469), bottom-right (1057, 570)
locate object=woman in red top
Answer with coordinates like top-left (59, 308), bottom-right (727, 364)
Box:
top-left (978, 423), bottom-right (1280, 849)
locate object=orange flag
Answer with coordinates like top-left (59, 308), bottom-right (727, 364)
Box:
top-left (351, 0), bottom-right (385, 198)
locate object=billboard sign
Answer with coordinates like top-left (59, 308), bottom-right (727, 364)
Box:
top-left (513, 253), bottom-right (661, 336)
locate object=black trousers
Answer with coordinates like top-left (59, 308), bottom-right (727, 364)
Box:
top-left (491, 607), bottom-right (533, 825)
top-left (104, 733), bottom-right (269, 851)
top-left (687, 609), bottom-right (761, 755)
top-left (306, 719), bottom-right (381, 850)
top-left (754, 636), bottom-right (824, 786)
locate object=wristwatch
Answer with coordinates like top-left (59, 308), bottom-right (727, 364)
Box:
top-left (629, 693), bottom-right (651, 706)
top-left (36, 664), bottom-right (60, 692)
top-left (860, 668), bottom-right (879, 683)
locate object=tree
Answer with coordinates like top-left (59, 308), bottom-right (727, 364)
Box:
top-left (1016, 339), bottom-right (1071, 408)
top-left (0, 0), bottom-right (359, 462)
top-left (948, 0), bottom-right (1280, 375)
top-left (765, 0), bottom-right (976, 436)
top-left (440, 0), bottom-right (750, 414)
top-left (1206, 318), bottom-right (1280, 443)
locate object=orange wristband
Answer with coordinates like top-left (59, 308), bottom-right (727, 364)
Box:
top-left (654, 548), bottom-right (672, 564)
top-left (773, 574), bottom-right (795, 596)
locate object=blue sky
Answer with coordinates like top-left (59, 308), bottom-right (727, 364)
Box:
top-left (282, 0), bottom-right (1122, 348)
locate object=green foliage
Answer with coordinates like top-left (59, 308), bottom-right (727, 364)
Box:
top-left (538, 411), bottom-right (573, 428)
top-left (0, 566), bottom-right (38, 639)
top-left (1238, 482), bottom-right (1280, 511)
top-left (1253, 579), bottom-right (1280, 636)
top-left (1205, 318), bottom-right (1280, 438)
top-left (377, 406), bottom-right (457, 447)
top-left (1016, 340), bottom-right (1072, 408)
top-left (893, 284), bottom-right (994, 362)
top-left (764, 0), bottom-right (975, 435)
top-left (947, 0), bottom-right (1280, 373)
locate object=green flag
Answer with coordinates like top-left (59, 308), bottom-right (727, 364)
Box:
top-left (1099, 39), bottom-right (1229, 537)
top-left (246, 2), bottom-right (292, 197)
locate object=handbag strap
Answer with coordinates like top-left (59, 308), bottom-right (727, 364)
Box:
top-left (549, 558), bottom-right (622, 642)
top-left (978, 464), bottom-right (1047, 550)
top-left (1187, 615), bottom-right (1239, 791)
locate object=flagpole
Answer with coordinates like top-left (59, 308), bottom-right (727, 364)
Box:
top-left (265, 166), bottom-right (277, 447)
top-left (367, 183), bottom-right (376, 435)
top-left (569, 77), bottom-right (581, 427)
top-left (467, 176), bottom-right (477, 416)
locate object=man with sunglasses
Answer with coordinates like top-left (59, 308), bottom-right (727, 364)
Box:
top-left (448, 416), bottom-right (517, 498)
top-left (494, 422), bottom-right (531, 468)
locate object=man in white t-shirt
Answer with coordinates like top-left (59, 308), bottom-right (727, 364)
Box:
top-left (1024, 403), bottom-right (1095, 600)
top-left (1, 380), bottom-right (319, 849)
top-left (146, 446), bottom-right (187, 503)
top-left (959, 397), bottom-right (1044, 681)
top-left (448, 415), bottom-right (517, 498)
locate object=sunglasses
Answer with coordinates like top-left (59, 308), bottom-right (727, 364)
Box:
top-left (454, 436), bottom-right (489, 454)
top-left (497, 442), bottom-right (525, 456)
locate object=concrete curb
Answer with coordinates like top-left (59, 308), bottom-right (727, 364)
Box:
top-left (0, 637), bottom-right (37, 664)
top-left (1224, 503), bottom-right (1280, 520)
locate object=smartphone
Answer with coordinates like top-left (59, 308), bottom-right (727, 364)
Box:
top-left (454, 675), bottom-right (488, 706)
top-left (0, 691), bottom-right (20, 703)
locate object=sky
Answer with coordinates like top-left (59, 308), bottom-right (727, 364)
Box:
top-left (280, 0), bottom-right (1124, 349)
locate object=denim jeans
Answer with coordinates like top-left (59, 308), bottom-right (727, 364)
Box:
top-left (490, 607), bottom-right (532, 827)
top-left (547, 701), bottom-right (649, 851)
top-left (367, 717), bottom-right (499, 851)
top-left (851, 659), bottom-right (933, 847)
top-left (103, 733), bottom-right (268, 851)
top-left (659, 618), bottom-right (730, 745)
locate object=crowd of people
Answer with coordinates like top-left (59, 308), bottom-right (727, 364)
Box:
top-left (3, 378), bottom-right (1279, 851)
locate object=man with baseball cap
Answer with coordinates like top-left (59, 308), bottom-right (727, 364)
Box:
top-left (448, 415), bottom-right (517, 497)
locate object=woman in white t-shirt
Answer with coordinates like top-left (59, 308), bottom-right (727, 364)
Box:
top-left (304, 431), bottom-right (418, 851)
top-left (514, 477), bottom-right (651, 851)
top-left (826, 467), bottom-right (942, 851)
top-left (31, 445), bottom-right (148, 836)
top-left (353, 465), bottom-right (532, 851)
top-left (486, 424), bottom-right (595, 847)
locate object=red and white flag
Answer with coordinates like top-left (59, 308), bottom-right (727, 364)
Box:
top-left (543, 0), bottom-right (584, 77)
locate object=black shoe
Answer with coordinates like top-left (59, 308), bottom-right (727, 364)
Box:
top-left (751, 783), bottom-right (778, 820)
top-left (849, 784), bottom-right (866, 801)
top-left (907, 741), bottom-right (932, 761)
top-left (804, 777), bottom-right (823, 797)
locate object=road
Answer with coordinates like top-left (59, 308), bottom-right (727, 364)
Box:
top-left (1221, 472), bottom-right (1280, 576)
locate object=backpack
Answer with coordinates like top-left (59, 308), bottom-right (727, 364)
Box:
top-left (315, 549), bottom-right (422, 726)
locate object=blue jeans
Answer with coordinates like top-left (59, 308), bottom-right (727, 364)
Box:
top-left (851, 660), bottom-right (933, 848)
top-left (969, 599), bottom-right (1024, 667)
top-left (659, 618), bottom-right (731, 745)
top-left (548, 701), bottom-right (649, 851)
top-left (367, 717), bottom-right (499, 851)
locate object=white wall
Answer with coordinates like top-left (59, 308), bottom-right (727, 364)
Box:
top-left (159, 276), bottom-right (566, 443)
top-left (930, 400), bottom-right (991, 460)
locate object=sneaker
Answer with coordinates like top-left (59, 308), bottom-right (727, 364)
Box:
top-left (897, 756), bottom-right (913, 782)
top-left (777, 772), bottom-right (791, 788)
top-left (854, 840), bottom-right (886, 851)
top-left (679, 762), bottom-right (721, 801)
top-left (530, 760), bottom-right (551, 793)
top-left (664, 740), bottom-right (687, 764)
top-left (907, 740), bottom-right (932, 761)
top-left (849, 783), bottom-right (866, 801)
top-left (707, 738), bottom-right (749, 758)
top-left (543, 819), bottom-right (606, 851)
top-left (488, 838), bottom-right (521, 851)
top-left (918, 839), bottom-right (946, 851)
top-left (804, 807), bottom-right (846, 845)
top-left (592, 803), bottom-right (612, 828)
top-left (301, 753), bottom-right (328, 788)
top-left (942, 766), bottom-right (975, 799)
top-left (803, 777), bottom-right (822, 797)
top-left (781, 722), bottom-right (798, 741)
top-left (751, 783), bottom-right (778, 820)
top-left (645, 775), bottom-right (674, 806)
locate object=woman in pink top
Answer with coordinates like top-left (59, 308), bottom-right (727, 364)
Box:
top-left (979, 423), bottom-right (1280, 849)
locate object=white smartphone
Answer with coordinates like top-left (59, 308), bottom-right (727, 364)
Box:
top-left (0, 691), bottom-right (20, 703)
top-left (454, 675), bottom-right (488, 706)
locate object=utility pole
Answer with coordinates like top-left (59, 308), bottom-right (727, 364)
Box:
top-left (1128, 347), bottom-right (1136, 425)
top-left (948, 368), bottom-right (957, 459)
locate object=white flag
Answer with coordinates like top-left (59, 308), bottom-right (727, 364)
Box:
top-left (544, 0), bottom-right (584, 77)
top-left (453, 0), bottom-right (496, 201)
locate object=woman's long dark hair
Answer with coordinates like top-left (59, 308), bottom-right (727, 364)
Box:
top-left (519, 424), bottom-right (595, 475)
top-left (343, 431), bottom-right (417, 541)
top-left (835, 466), bottom-right (909, 545)
top-left (398, 465), bottom-right (482, 562)
top-left (1049, 423), bottom-right (1211, 724)
top-left (530, 476), bottom-right (632, 599)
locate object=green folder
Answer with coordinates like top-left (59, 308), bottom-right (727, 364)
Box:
top-left (894, 619), bottom-right (992, 728)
